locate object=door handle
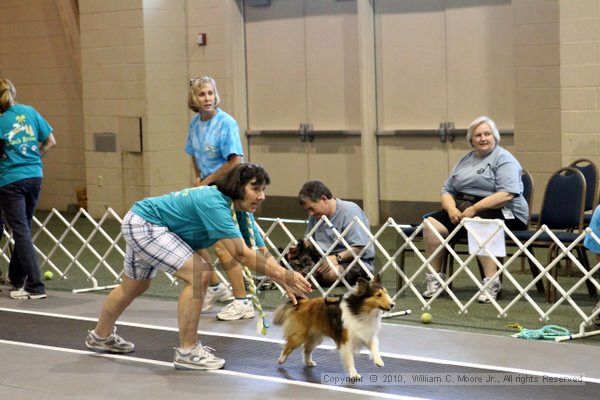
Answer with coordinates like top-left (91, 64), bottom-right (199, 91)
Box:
top-left (438, 122), bottom-right (455, 143)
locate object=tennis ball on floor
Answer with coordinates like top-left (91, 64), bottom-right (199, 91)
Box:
top-left (44, 271), bottom-right (54, 280)
top-left (421, 312), bottom-right (432, 324)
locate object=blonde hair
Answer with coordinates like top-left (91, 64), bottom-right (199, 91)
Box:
top-left (187, 76), bottom-right (221, 113)
top-left (0, 78), bottom-right (16, 113)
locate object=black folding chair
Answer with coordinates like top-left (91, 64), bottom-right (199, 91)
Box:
top-left (511, 167), bottom-right (597, 303)
top-left (570, 159), bottom-right (599, 226)
top-left (530, 159), bottom-right (598, 228)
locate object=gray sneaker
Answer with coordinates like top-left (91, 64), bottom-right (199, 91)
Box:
top-left (173, 344), bottom-right (225, 370)
top-left (85, 327), bottom-right (134, 353)
top-left (422, 272), bottom-right (446, 299)
top-left (477, 277), bottom-right (501, 304)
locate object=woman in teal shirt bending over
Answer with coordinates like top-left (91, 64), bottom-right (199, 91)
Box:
top-left (85, 163), bottom-right (311, 371)
top-left (0, 78), bottom-right (56, 300)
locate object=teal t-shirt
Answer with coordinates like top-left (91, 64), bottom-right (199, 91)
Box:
top-left (130, 185), bottom-right (265, 250)
top-left (0, 104), bottom-right (53, 187)
top-left (584, 205), bottom-right (600, 254)
top-left (185, 108), bottom-right (244, 179)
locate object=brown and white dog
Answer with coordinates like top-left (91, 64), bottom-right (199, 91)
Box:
top-left (273, 275), bottom-right (395, 379)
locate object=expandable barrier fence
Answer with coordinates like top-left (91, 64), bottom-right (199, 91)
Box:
top-left (1, 208), bottom-right (599, 340)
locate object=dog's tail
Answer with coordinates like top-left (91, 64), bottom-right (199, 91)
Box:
top-left (273, 301), bottom-right (296, 326)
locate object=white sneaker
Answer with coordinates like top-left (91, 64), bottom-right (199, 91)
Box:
top-left (422, 272), bottom-right (446, 299)
top-left (202, 283), bottom-right (234, 311)
top-left (173, 344), bottom-right (225, 370)
top-left (10, 288), bottom-right (47, 300)
top-left (216, 299), bottom-right (255, 321)
top-left (477, 277), bottom-right (501, 304)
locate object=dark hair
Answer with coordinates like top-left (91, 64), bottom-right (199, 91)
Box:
top-left (298, 180), bottom-right (333, 205)
top-left (216, 163), bottom-right (271, 200)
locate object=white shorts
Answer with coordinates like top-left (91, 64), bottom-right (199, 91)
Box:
top-left (121, 211), bottom-right (193, 280)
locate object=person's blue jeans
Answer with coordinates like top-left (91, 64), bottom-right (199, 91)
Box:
top-left (0, 177), bottom-right (44, 294)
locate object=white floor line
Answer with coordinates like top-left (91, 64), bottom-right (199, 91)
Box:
top-left (0, 339), bottom-right (424, 400)
top-left (2, 306), bottom-right (599, 385)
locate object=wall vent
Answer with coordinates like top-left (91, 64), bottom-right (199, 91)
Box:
top-left (93, 132), bottom-right (117, 152)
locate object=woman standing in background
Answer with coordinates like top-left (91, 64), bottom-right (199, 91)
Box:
top-left (0, 78), bottom-right (56, 299)
top-left (185, 76), bottom-right (253, 321)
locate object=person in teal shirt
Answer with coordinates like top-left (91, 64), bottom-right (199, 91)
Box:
top-left (185, 76), bottom-right (250, 321)
top-left (85, 163), bottom-right (311, 371)
top-left (0, 78), bottom-right (56, 300)
top-left (583, 205), bottom-right (600, 327)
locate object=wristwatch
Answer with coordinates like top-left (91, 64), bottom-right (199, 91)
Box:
top-left (336, 254), bottom-right (344, 264)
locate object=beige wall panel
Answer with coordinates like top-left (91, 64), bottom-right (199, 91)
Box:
top-left (378, 137), bottom-right (449, 202)
top-left (0, 0), bottom-right (85, 212)
top-left (79, 0), bottom-right (141, 14)
top-left (446, 1), bottom-right (514, 128)
top-left (247, 137), bottom-right (308, 197)
top-left (578, 111), bottom-right (600, 132)
top-left (307, 138), bottom-right (362, 199)
top-left (142, 1), bottom-right (189, 194)
top-left (563, 134), bottom-right (599, 157)
top-left (245, 0), bottom-right (307, 129)
top-left (375, 0), bottom-right (447, 129)
top-left (515, 129), bottom-right (560, 152)
top-left (187, 60), bottom-right (228, 78)
top-left (305, 0), bottom-right (360, 130)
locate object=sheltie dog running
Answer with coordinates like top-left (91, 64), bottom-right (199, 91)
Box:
top-left (273, 275), bottom-right (395, 379)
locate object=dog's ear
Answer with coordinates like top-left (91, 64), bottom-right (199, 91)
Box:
top-left (371, 274), bottom-right (382, 285)
top-left (286, 244), bottom-right (299, 260)
top-left (355, 277), bottom-right (369, 295)
top-left (297, 240), bottom-right (307, 251)
top-left (304, 241), bottom-right (321, 262)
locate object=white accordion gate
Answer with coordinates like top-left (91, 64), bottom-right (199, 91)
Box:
top-left (1, 208), bottom-right (599, 341)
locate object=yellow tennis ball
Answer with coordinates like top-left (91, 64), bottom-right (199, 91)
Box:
top-left (421, 312), bottom-right (432, 324)
top-left (44, 271), bottom-right (54, 280)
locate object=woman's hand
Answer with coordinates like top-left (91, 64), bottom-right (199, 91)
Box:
top-left (448, 207), bottom-right (462, 224)
top-left (273, 270), bottom-right (311, 304)
top-left (461, 206), bottom-right (477, 219)
top-left (220, 237), bottom-right (312, 304)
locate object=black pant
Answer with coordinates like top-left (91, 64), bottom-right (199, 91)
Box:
top-left (0, 178), bottom-right (44, 294)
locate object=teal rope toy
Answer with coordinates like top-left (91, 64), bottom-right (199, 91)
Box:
top-left (510, 324), bottom-right (572, 340)
top-left (230, 203), bottom-right (270, 335)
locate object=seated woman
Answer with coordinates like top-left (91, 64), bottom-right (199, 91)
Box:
top-left (422, 116), bottom-right (529, 303)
